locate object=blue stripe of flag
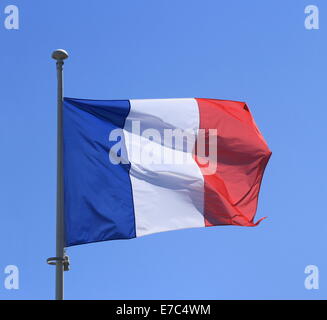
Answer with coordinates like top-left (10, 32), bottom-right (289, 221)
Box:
top-left (63, 98), bottom-right (136, 246)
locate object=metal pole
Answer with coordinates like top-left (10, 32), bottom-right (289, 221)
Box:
top-left (51, 49), bottom-right (69, 300)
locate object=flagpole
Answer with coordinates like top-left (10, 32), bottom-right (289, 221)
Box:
top-left (48, 49), bottom-right (69, 300)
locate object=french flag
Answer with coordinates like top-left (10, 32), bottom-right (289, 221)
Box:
top-left (63, 97), bottom-right (271, 247)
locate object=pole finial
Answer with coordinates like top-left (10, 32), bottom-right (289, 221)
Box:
top-left (52, 49), bottom-right (69, 61)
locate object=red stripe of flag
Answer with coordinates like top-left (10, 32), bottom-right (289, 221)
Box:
top-left (194, 98), bottom-right (272, 227)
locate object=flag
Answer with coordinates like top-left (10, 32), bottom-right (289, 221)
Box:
top-left (63, 97), bottom-right (271, 246)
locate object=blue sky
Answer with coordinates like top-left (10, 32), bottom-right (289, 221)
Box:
top-left (0, 0), bottom-right (326, 299)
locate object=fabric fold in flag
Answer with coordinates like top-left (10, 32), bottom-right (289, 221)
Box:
top-left (63, 97), bottom-right (271, 247)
